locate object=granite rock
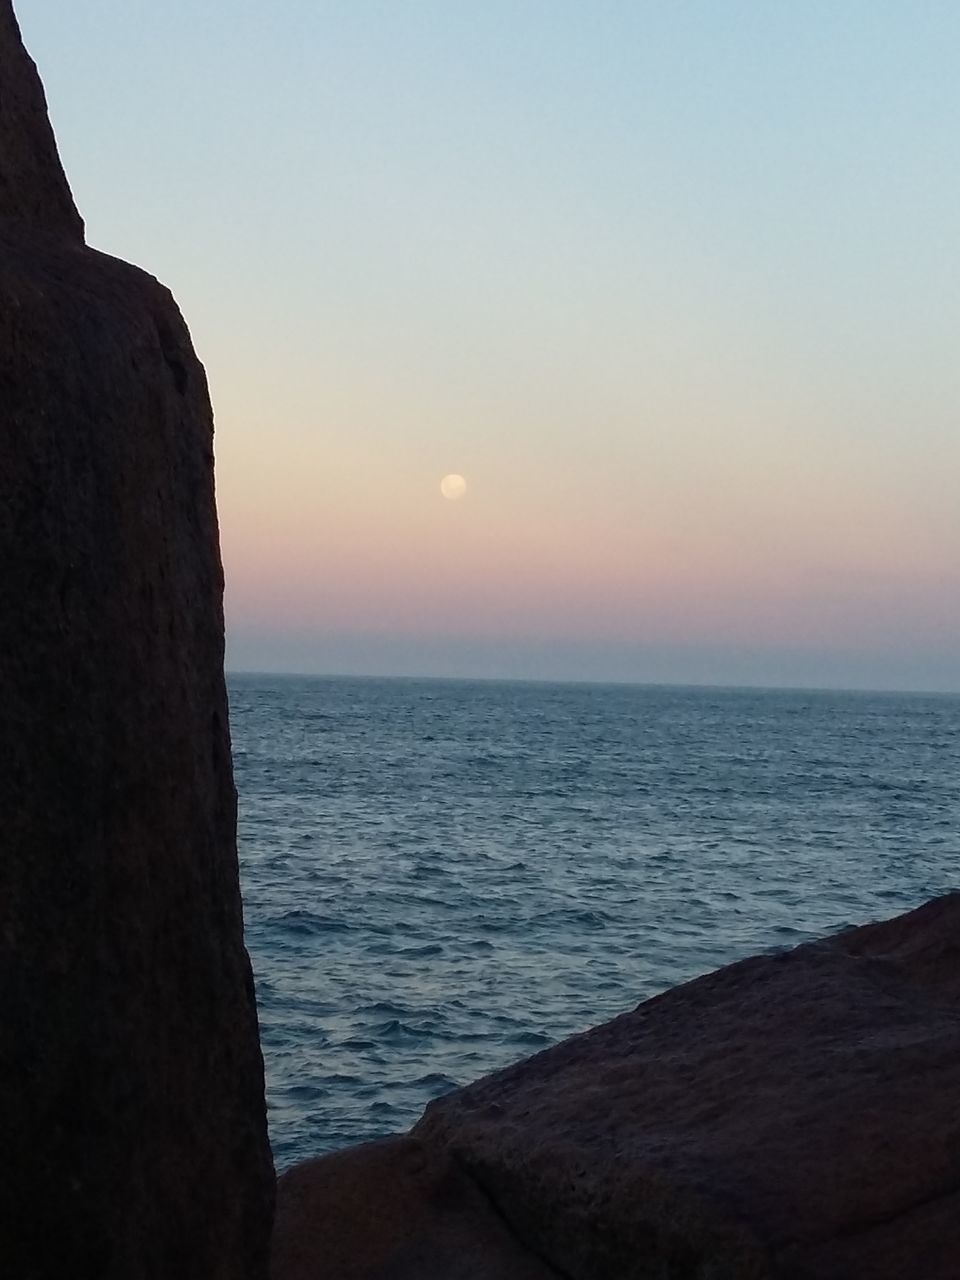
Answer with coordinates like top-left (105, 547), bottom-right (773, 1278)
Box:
top-left (0, 3), bottom-right (274, 1275)
top-left (413, 893), bottom-right (960, 1279)
top-left (272, 1137), bottom-right (561, 1280)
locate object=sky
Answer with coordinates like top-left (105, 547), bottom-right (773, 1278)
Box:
top-left (20, 1), bottom-right (960, 690)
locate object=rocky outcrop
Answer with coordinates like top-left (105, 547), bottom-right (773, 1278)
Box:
top-left (275, 894), bottom-right (960, 1280)
top-left (0, 4), bottom-right (274, 1276)
top-left (272, 1137), bottom-right (560, 1280)
top-left (414, 893), bottom-right (960, 1279)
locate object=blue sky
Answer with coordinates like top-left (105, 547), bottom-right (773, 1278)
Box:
top-left (20, 1), bottom-right (960, 689)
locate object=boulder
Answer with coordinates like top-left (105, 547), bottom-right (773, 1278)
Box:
top-left (413, 893), bottom-right (960, 1278)
top-left (275, 895), bottom-right (960, 1279)
top-left (0, 3), bottom-right (274, 1276)
top-left (272, 1137), bottom-right (560, 1280)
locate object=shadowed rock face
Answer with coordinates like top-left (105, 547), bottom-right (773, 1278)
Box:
top-left (272, 1137), bottom-right (562, 1280)
top-left (0, 1), bottom-right (83, 239)
top-left (0, 3), bottom-right (274, 1276)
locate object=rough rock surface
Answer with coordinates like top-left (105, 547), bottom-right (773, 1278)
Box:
top-left (412, 893), bottom-right (960, 1279)
top-left (0, 3), bottom-right (274, 1276)
top-left (272, 1137), bottom-right (561, 1280)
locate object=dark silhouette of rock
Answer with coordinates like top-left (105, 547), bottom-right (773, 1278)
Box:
top-left (272, 1137), bottom-right (561, 1280)
top-left (275, 895), bottom-right (960, 1279)
top-left (0, 3), bottom-right (274, 1276)
top-left (413, 893), bottom-right (960, 1279)
top-left (0, 1), bottom-right (82, 240)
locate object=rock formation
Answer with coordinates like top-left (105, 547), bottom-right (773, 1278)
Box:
top-left (0, 4), bottom-right (274, 1276)
top-left (275, 893), bottom-right (960, 1279)
top-left (273, 1137), bottom-right (561, 1280)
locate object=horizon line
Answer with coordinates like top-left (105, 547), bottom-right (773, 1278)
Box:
top-left (225, 669), bottom-right (960, 699)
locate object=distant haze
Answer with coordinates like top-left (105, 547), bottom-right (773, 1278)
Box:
top-left (23, 2), bottom-right (960, 691)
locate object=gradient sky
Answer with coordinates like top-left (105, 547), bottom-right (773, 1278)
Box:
top-left (21, 1), bottom-right (960, 689)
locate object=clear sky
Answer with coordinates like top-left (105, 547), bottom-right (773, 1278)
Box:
top-left (21, 1), bottom-right (960, 690)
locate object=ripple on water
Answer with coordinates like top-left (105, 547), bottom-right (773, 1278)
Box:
top-left (230, 675), bottom-right (960, 1166)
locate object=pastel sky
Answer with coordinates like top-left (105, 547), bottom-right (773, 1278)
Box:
top-left (22, 1), bottom-right (960, 690)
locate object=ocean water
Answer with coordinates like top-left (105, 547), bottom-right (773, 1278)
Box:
top-left (229, 675), bottom-right (959, 1168)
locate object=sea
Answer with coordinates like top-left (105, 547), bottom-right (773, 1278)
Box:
top-left (228, 674), bottom-right (959, 1169)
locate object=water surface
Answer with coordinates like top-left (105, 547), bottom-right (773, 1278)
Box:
top-left (230, 676), bottom-right (959, 1166)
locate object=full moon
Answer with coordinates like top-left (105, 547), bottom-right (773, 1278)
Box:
top-left (440, 473), bottom-right (467, 500)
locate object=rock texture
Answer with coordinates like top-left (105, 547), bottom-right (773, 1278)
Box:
top-left (272, 1137), bottom-right (561, 1280)
top-left (412, 893), bottom-right (960, 1279)
top-left (272, 896), bottom-right (960, 1280)
top-left (0, 4), bottom-right (273, 1277)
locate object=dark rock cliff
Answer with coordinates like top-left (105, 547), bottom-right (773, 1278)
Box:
top-left (0, 3), bottom-right (274, 1276)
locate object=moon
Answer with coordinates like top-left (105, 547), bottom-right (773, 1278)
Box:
top-left (440, 473), bottom-right (467, 501)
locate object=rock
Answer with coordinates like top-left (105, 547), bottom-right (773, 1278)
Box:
top-left (273, 896), bottom-right (960, 1279)
top-left (412, 893), bottom-right (960, 1278)
top-left (0, 0), bottom-right (83, 240)
top-left (0, 3), bottom-right (274, 1276)
top-left (272, 1136), bottom-right (561, 1280)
